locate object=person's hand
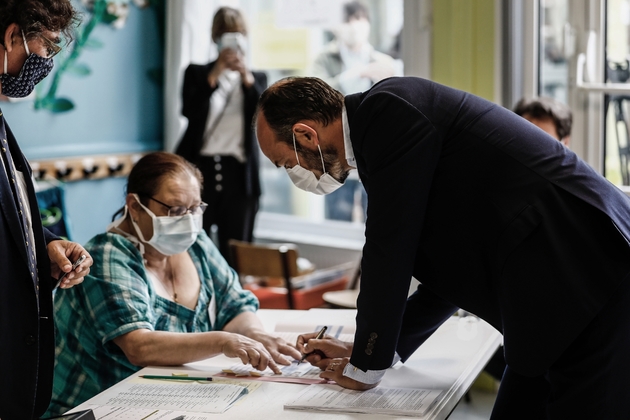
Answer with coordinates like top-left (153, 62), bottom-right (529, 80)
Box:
top-left (296, 332), bottom-right (352, 369)
top-left (319, 357), bottom-right (379, 390)
top-left (360, 61), bottom-right (395, 83)
top-left (207, 48), bottom-right (253, 88)
top-left (248, 331), bottom-right (302, 366)
top-left (221, 333), bottom-right (282, 374)
top-left (47, 240), bottom-right (93, 289)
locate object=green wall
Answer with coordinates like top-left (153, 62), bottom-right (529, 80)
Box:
top-left (432, 0), bottom-right (495, 100)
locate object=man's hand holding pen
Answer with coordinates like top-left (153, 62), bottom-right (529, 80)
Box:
top-left (296, 333), bottom-right (377, 391)
top-left (296, 330), bottom-right (353, 370)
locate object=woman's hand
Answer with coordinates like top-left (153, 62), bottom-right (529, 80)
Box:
top-left (221, 332), bottom-right (282, 374)
top-left (296, 332), bottom-right (353, 370)
top-left (248, 331), bottom-right (302, 366)
top-left (207, 48), bottom-right (253, 88)
top-left (318, 357), bottom-right (379, 390)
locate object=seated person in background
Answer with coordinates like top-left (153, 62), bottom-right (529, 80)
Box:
top-left (513, 96), bottom-right (572, 147)
top-left (46, 152), bottom-right (301, 415)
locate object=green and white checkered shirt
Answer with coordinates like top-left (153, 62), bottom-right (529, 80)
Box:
top-left (46, 231), bottom-right (258, 415)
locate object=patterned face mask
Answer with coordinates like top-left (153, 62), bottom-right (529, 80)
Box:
top-left (0, 31), bottom-right (54, 98)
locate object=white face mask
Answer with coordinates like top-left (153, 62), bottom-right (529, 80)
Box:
top-left (285, 133), bottom-right (344, 195)
top-left (130, 195), bottom-right (203, 256)
top-left (338, 19), bottom-right (370, 49)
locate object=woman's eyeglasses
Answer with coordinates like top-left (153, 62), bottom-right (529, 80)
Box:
top-left (145, 195), bottom-right (208, 217)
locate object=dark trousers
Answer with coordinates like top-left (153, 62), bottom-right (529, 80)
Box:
top-left (490, 274), bottom-right (630, 419)
top-left (198, 156), bottom-right (258, 265)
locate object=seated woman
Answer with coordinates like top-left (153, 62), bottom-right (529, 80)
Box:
top-left (46, 152), bottom-right (301, 415)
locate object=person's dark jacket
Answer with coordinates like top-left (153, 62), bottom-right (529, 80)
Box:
top-left (344, 77), bottom-right (630, 377)
top-left (0, 113), bottom-right (60, 419)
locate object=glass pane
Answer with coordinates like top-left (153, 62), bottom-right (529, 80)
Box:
top-left (240, 0), bottom-right (404, 222)
top-left (539, 0), bottom-right (569, 103)
top-left (604, 0), bottom-right (630, 185)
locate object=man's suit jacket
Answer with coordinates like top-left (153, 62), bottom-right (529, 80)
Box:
top-left (0, 113), bottom-right (59, 419)
top-left (175, 61), bottom-right (266, 198)
top-left (344, 77), bottom-right (630, 377)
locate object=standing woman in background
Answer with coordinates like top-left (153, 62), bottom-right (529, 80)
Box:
top-left (176, 7), bottom-right (265, 264)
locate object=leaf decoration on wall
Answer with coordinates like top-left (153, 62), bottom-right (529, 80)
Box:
top-left (34, 0), bottom-right (162, 113)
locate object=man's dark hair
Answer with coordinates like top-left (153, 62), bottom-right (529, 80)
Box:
top-left (0, 0), bottom-right (79, 45)
top-left (344, 1), bottom-right (369, 22)
top-left (256, 77), bottom-right (345, 145)
top-left (513, 96), bottom-right (573, 140)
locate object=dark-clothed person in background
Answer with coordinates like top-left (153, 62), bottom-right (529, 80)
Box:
top-left (255, 76), bottom-right (630, 419)
top-left (0, 1), bottom-right (93, 419)
top-left (514, 96), bottom-right (572, 146)
top-left (176, 6), bottom-right (265, 264)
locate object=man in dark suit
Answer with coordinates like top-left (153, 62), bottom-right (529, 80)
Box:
top-left (254, 76), bottom-right (630, 418)
top-left (0, 2), bottom-right (93, 418)
top-left (176, 7), bottom-right (265, 264)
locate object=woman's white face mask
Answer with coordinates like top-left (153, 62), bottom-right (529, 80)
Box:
top-left (285, 133), bottom-right (344, 195)
top-left (130, 194), bottom-right (203, 256)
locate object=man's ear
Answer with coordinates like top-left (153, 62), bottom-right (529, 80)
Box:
top-left (292, 122), bottom-right (320, 149)
top-left (3, 23), bottom-right (21, 53)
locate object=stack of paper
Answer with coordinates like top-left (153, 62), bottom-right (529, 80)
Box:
top-left (87, 379), bottom-right (249, 414)
top-left (284, 384), bottom-right (444, 417)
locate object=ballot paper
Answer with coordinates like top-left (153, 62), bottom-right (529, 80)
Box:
top-left (86, 380), bottom-right (248, 414)
top-left (73, 378), bottom-right (261, 419)
top-left (284, 384), bottom-right (444, 417)
top-left (218, 321), bottom-right (354, 384)
top-left (219, 359), bottom-right (326, 384)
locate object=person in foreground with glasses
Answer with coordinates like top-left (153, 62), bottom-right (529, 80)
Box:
top-left (0, 1), bottom-right (94, 419)
top-left (46, 152), bottom-right (301, 416)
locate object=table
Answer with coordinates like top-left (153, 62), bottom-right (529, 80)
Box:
top-left (322, 289), bottom-right (359, 308)
top-left (70, 309), bottom-right (501, 420)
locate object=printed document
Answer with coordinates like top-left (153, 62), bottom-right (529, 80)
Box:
top-left (87, 380), bottom-right (248, 414)
top-left (284, 384), bottom-right (443, 417)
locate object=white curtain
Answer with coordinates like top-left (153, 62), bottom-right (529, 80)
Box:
top-left (164, 0), bottom-right (229, 152)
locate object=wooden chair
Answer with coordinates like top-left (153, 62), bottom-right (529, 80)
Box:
top-left (229, 240), bottom-right (349, 310)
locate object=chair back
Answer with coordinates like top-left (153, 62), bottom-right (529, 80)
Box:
top-left (229, 240), bottom-right (300, 309)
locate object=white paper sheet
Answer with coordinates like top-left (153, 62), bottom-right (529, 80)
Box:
top-left (88, 381), bottom-right (248, 414)
top-left (284, 384), bottom-right (444, 417)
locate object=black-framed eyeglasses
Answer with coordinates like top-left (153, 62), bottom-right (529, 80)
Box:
top-left (27, 32), bottom-right (62, 59)
top-left (144, 195), bottom-right (208, 217)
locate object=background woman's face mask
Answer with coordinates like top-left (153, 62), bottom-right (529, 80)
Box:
top-left (285, 133), bottom-right (344, 195)
top-left (0, 31), bottom-right (54, 98)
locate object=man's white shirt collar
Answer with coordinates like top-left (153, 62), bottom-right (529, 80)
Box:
top-left (342, 106), bottom-right (356, 168)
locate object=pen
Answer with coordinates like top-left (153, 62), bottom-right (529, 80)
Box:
top-left (140, 375), bottom-right (213, 381)
top-left (299, 326), bottom-right (327, 364)
top-left (169, 416), bottom-right (185, 420)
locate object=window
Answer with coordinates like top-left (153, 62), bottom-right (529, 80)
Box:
top-left (242, 0), bottom-right (404, 226)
